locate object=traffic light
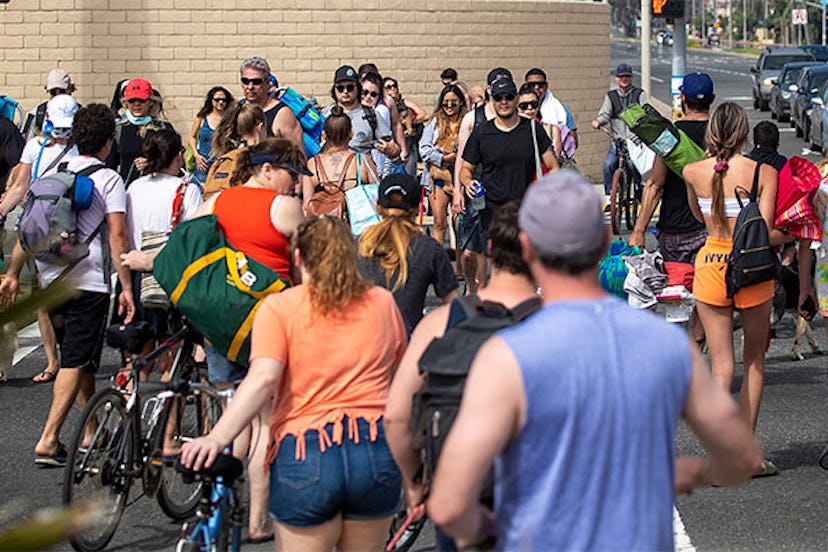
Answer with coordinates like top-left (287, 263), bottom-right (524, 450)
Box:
top-left (652, 0), bottom-right (684, 18)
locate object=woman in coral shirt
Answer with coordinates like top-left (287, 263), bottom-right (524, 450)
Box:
top-left (181, 216), bottom-right (407, 550)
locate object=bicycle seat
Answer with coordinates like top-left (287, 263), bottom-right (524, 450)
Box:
top-left (176, 454), bottom-right (244, 484)
top-left (105, 321), bottom-right (154, 354)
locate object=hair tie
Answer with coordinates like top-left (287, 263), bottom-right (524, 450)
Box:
top-left (714, 160), bottom-right (729, 174)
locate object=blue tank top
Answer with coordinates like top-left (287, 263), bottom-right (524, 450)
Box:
top-left (196, 117), bottom-right (214, 158)
top-left (496, 297), bottom-right (691, 550)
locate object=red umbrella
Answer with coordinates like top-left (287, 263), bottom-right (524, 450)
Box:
top-left (774, 156), bottom-right (822, 241)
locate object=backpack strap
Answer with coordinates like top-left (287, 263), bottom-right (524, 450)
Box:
top-left (362, 105), bottom-right (378, 141)
top-left (170, 180), bottom-right (187, 231)
top-left (38, 144), bottom-right (73, 178)
top-left (508, 296), bottom-right (543, 321)
top-left (749, 160), bottom-right (762, 203)
top-left (444, 294), bottom-right (482, 331)
top-left (473, 105), bottom-right (486, 130)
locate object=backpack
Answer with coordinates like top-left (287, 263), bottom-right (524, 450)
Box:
top-left (274, 87), bottom-right (326, 158)
top-left (202, 148), bottom-right (243, 201)
top-left (362, 105), bottom-right (378, 141)
top-left (0, 95), bottom-right (24, 130)
top-left (725, 161), bottom-right (780, 298)
top-left (412, 294), bottom-right (541, 494)
top-left (22, 102), bottom-right (48, 138)
top-left (17, 164), bottom-right (105, 266)
top-left (307, 152), bottom-right (355, 221)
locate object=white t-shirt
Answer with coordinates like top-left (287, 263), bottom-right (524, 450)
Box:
top-left (126, 173), bottom-right (203, 250)
top-left (36, 155), bottom-right (127, 293)
top-left (21, 137), bottom-right (79, 180)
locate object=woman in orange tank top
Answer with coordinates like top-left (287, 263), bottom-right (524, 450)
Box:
top-left (181, 217), bottom-right (407, 551)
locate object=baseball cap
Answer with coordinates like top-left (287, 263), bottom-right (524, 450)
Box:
top-left (490, 78), bottom-right (517, 98)
top-left (679, 72), bottom-right (714, 99)
top-left (123, 78), bottom-right (153, 101)
top-left (378, 173), bottom-right (420, 211)
top-left (519, 171), bottom-right (605, 258)
top-left (45, 68), bottom-right (72, 91)
top-left (46, 94), bottom-right (79, 129)
top-left (334, 65), bottom-right (359, 84)
top-left (487, 67), bottom-right (513, 86)
top-left (615, 63), bottom-right (634, 77)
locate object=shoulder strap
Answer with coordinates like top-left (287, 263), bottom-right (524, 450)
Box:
top-left (336, 153), bottom-right (356, 190)
top-left (531, 120), bottom-right (542, 178)
top-left (315, 154), bottom-right (331, 185)
top-left (38, 143), bottom-right (73, 178)
top-left (35, 102), bottom-right (47, 129)
top-left (170, 180), bottom-right (187, 230)
top-left (631, 88), bottom-right (643, 104)
top-left (363, 106), bottom-right (378, 140)
top-left (77, 164), bottom-right (106, 177)
top-left (508, 296), bottom-right (542, 320)
top-left (474, 105), bottom-right (486, 129)
top-left (750, 161), bottom-right (761, 203)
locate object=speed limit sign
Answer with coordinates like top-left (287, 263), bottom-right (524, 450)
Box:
top-left (792, 8), bottom-right (808, 25)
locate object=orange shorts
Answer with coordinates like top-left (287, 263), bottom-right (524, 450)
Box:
top-left (693, 236), bottom-right (774, 309)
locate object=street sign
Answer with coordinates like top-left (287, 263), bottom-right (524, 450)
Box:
top-left (793, 8), bottom-right (808, 24)
top-left (652, 0), bottom-right (684, 18)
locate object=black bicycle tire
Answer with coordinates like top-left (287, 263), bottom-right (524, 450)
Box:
top-left (610, 169), bottom-right (623, 235)
top-left (625, 173), bottom-right (640, 231)
top-left (63, 388), bottom-right (134, 552)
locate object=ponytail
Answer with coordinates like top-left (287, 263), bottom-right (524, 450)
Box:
top-left (357, 205), bottom-right (422, 291)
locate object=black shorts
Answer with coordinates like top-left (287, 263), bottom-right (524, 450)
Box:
top-left (456, 209), bottom-right (485, 254)
top-left (50, 291), bottom-right (110, 372)
top-left (656, 227), bottom-right (708, 264)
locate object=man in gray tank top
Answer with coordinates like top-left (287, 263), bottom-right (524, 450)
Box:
top-left (427, 171), bottom-right (763, 550)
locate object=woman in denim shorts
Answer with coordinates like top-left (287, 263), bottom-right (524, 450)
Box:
top-left (181, 216), bottom-right (407, 550)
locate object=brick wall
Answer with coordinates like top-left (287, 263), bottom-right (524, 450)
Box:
top-left (0, 0), bottom-right (611, 180)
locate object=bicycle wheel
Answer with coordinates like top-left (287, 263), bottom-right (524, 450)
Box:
top-left (156, 376), bottom-right (223, 520)
top-left (625, 176), bottom-right (641, 231)
top-left (609, 168), bottom-right (626, 235)
top-left (63, 389), bottom-right (134, 552)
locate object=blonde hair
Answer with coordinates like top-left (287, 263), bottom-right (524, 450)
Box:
top-left (211, 102), bottom-right (264, 157)
top-left (705, 101), bottom-right (750, 231)
top-left (357, 205), bottom-right (422, 291)
top-left (296, 217), bottom-right (370, 315)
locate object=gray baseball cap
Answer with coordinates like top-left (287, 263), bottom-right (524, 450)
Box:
top-left (518, 171), bottom-right (605, 258)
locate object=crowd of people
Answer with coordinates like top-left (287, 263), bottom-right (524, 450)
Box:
top-left (0, 55), bottom-right (817, 550)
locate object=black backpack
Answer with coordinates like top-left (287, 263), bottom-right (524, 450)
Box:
top-left (412, 294), bottom-right (541, 496)
top-left (725, 161), bottom-right (780, 298)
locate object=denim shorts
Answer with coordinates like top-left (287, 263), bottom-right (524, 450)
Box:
top-left (204, 343), bottom-right (246, 384)
top-left (269, 417), bottom-right (401, 527)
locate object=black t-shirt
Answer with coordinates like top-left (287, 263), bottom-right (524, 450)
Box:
top-left (358, 234), bottom-right (458, 335)
top-left (657, 119), bottom-right (707, 234)
top-left (106, 121), bottom-right (174, 185)
top-left (746, 145), bottom-right (787, 173)
top-left (0, 117), bottom-right (23, 194)
top-left (462, 117), bottom-right (552, 204)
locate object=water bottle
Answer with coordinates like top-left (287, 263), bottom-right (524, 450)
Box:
top-left (470, 180), bottom-right (486, 211)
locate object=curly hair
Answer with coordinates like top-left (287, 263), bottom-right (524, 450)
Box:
top-left (211, 102), bottom-right (264, 158)
top-left (196, 86), bottom-right (234, 119)
top-left (143, 127), bottom-right (182, 174)
top-left (706, 101), bottom-right (749, 231)
top-left (358, 205), bottom-right (422, 292)
top-left (72, 103), bottom-right (116, 156)
top-left (230, 137), bottom-right (306, 187)
top-left (295, 216), bottom-right (369, 316)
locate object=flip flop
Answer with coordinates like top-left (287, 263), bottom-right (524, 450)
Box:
top-left (35, 443), bottom-right (68, 468)
top-left (245, 534), bottom-right (274, 544)
top-left (32, 370), bottom-right (58, 384)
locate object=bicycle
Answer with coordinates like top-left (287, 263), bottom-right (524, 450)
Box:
top-left (63, 319), bottom-right (222, 552)
top-left (601, 126), bottom-right (642, 235)
top-left (174, 385), bottom-right (244, 552)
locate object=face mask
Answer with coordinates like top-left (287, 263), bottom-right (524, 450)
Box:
top-left (125, 110), bottom-right (152, 126)
top-left (51, 127), bottom-right (72, 140)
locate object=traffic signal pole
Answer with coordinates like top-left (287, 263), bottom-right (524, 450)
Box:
top-left (672, 14), bottom-right (687, 120)
top-left (642, 0), bottom-right (652, 96)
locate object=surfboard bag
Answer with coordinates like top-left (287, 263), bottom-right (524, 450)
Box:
top-left (619, 104), bottom-right (706, 178)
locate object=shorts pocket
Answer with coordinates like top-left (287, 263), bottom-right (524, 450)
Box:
top-left (275, 437), bottom-right (322, 490)
top-left (365, 436), bottom-right (401, 489)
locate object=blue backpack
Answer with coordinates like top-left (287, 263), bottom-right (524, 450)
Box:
top-left (274, 87), bottom-right (325, 158)
top-left (0, 95), bottom-right (24, 129)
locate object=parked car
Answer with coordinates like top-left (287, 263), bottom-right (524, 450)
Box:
top-left (791, 64), bottom-right (828, 140)
top-left (751, 47), bottom-right (815, 111)
top-left (802, 44), bottom-right (828, 62)
top-left (770, 60), bottom-right (821, 122)
top-left (808, 80), bottom-right (828, 152)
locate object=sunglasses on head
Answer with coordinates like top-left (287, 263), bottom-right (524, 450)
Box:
top-left (336, 83), bottom-right (356, 93)
top-left (361, 90), bottom-right (379, 99)
top-left (384, 82), bottom-right (398, 90)
top-left (529, 81), bottom-right (548, 88)
top-left (241, 77), bottom-right (265, 86)
top-left (518, 101), bottom-right (539, 110)
top-left (442, 100), bottom-right (460, 108)
top-left (493, 93), bottom-right (516, 102)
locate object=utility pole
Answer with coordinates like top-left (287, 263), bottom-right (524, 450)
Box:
top-left (672, 8), bottom-right (688, 120)
top-left (642, 0), bottom-right (652, 96)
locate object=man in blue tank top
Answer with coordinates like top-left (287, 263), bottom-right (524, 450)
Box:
top-left (427, 171), bottom-right (763, 550)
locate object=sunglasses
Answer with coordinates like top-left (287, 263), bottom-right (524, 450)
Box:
top-left (518, 101), bottom-right (539, 110)
top-left (127, 98), bottom-right (148, 105)
top-left (241, 77), bottom-right (265, 86)
top-left (528, 81), bottom-right (548, 88)
top-left (336, 84), bottom-right (356, 93)
top-left (361, 90), bottom-right (380, 99)
top-left (493, 93), bottom-right (516, 102)
top-left (384, 83), bottom-right (398, 90)
top-left (442, 100), bottom-right (460, 108)
top-left (213, 97), bottom-right (228, 103)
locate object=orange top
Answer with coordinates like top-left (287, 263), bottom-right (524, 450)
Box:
top-left (213, 186), bottom-right (291, 277)
top-left (251, 285), bottom-right (407, 462)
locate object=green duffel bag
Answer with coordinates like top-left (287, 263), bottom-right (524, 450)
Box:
top-left (152, 215), bottom-right (291, 368)
top-left (620, 103), bottom-right (706, 178)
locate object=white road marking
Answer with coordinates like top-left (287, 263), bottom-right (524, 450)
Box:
top-left (674, 507), bottom-right (696, 552)
top-left (13, 322), bottom-right (42, 365)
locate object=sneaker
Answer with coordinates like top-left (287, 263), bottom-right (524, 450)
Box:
top-left (753, 459), bottom-right (778, 478)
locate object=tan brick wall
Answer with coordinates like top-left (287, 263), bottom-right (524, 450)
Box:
top-left (0, 0), bottom-right (611, 180)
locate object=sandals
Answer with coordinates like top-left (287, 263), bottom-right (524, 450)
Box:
top-left (35, 443), bottom-right (68, 468)
top-left (32, 369), bottom-right (58, 384)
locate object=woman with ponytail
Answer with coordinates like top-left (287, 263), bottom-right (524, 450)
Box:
top-left (358, 173), bottom-right (458, 335)
top-left (182, 216), bottom-right (408, 551)
top-left (683, 101), bottom-right (778, 476)
top-left (202, 101), bottom-right (265, 200)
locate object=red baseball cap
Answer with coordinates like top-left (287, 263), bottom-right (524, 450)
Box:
top-left (123, 78), bottom-right (153, 101)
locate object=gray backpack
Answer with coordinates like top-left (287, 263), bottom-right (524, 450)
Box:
top-left (18, 164), bottom-right (104, 266)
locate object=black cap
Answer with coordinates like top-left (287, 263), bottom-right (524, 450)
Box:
top-left (487, 67), bottom-right (513, 85)
top-left (441, 68), bottom-right (458, 80)
top-left (334, 65), bottom-right (358, 84)
top-left (378, 173), bottom-right (420, 211)
top-left (615, 63), bottom-right (633, 77)
top-left (490, 78), bottom-right (517, 98)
